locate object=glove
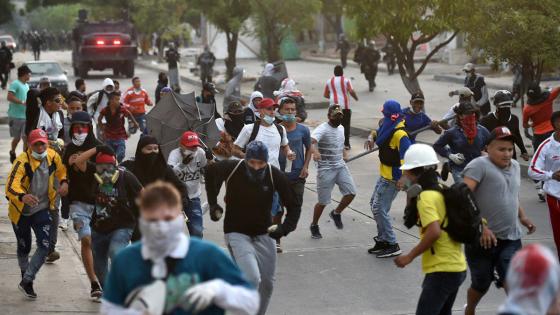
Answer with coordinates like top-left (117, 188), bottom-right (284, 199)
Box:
top-left (448, 153), bottom-right (465, 165)
top-left (209, 204), bottom-right (223, 222)
top-left (181, 280), bottom-right (223, 314)
top-left (124, 280), bottom-right (167, 315)
top-left (182, 155), bottom-right (194, 165)
top-left (267, 224), bottom-right (286, 239)
top-left (96, 144), bottom-right (114, 155)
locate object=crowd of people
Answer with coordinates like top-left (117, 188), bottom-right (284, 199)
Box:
top-left (3, 55), bottom-right (560, 315)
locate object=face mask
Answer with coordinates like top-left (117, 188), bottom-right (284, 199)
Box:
top-left (329, 117), bottom-right (343, 127)
top-left (94, 168), bottom-right (119, 185)
top-left (263, 115), bottom-right (275, 125)
top-left (282, 114), bottom-right (297, 122)
top-left (496, 108), bottom-right (511, 122)
top-left (181, 148), bottom-right (193, 157)
top-left (31, 150), bottom-right (47, 161)
top-left (139, 216), bottom-right (185, 258)
top-left (246, 165), bottom-right (267, 184)
top-left (144, 152), bottom-right (159, 164)
top-left (460, 114), bottom-right (478, 144)
top-left (72, 133), bottom-right (87, 146)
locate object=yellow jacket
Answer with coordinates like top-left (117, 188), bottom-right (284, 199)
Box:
top-left (5, 148), bottom-right (67, 224)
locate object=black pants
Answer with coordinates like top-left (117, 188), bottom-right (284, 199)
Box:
top-left (533, 131), bottom-right (553, 151)
top-left (342, 109), bottom-right (352, 147)
top-left (340, 52), bottom-right (348, 68)
top-left (0, 69), bottom-right (8, 88)
top-left (61, 195), bottom-right (70, 219)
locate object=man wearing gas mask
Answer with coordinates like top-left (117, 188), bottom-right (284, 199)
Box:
top-left (480, 90), bottom-right (529, 161)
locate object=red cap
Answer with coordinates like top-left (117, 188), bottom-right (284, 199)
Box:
top-left (28, 129), bottom-right (48, 146)
top-left (95, 152), bottom-right (116, 164)
top-left (487, 126), bottom-right (515, 145)
top-left (257, 98), bottom-right (277, 109)
top-left (181, 131), bottom-right (200, 147)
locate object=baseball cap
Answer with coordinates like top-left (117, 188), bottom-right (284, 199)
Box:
top-left (17, 65), bottom-right (32, 77)
top-left (181, 131), bottom-right (200, 147)
top-left (328, 104), bottom-right (343, 116)
top-left (71, 111), bottom-right (92, 124)
top-left (226, 101), bottom-right (243, 114)
top-left (454, 101), bottom-right (478, 115)
top-left (462, 63), bottom-right (475, 72)
top-left (257, 98), bottom-right (277, 109)
top-left (487, 126), bottom-right (515, 145)
top-left (410, 92), bottom-right (425, 102)
top-left (28, 129), bottom-right (48, 146)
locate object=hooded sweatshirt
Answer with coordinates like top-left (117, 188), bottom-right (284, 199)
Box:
top-left (376, 100), bottom-right (411, 181)
top-left (244, 91), bottom-right (263, 124)
top-left (87, 78), bottom-right (115, 121)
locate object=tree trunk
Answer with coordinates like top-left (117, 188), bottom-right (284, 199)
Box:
top-left (393, 40), bottom-right (423, 95)
top-left (225, 31), bottom-right (239, 81)
top-left (266, 31), bottom-right (281, 62)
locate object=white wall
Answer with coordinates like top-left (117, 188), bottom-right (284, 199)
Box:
top-left (207, 20), bottom-right (260, 59)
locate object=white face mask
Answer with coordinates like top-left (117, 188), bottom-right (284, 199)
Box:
top-left (181, 148), bottom-right (193, 157)
top-left (31, 150), bottom-right (47, 161)
top-left (72, 133), bottom-right (87, 146)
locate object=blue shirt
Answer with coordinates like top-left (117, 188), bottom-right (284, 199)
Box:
top-left (103, 238), bottom-right (253, 315)
top-left (402, 107), bottom-right (432, 142)
top-left (8, 79), bottom-right (29, 119)
top-left (279, 123), bottom-right (311, 181)
top-left (433, 125), bottom-right (490, 172)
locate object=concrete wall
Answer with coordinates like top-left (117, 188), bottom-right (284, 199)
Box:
top-left (207, 20), bottom-right (260, 59)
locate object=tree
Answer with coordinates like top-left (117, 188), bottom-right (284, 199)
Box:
top-left (27, 4), bottom-right (82, 32)
top-left (0, 0), bottom-right (13, 25)
top-left (460, 0), bottom-right (560, 96)
top-left (251, 0), bottom-right (321, 62)
top-left (346, 0), bottom-right (469, 94)
top-left (189, 0), bottom-right (251, 80)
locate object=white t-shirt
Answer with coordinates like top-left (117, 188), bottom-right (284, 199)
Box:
top-left (215, 118), bottom-right (225, 132)
top-left (167, 147), bottom-right (207, 199)
top-left (311, 122), bottom-right (345, 170)
top-left (234, 123), bottom-right (289, 169)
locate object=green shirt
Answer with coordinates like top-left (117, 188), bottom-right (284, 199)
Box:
top-left (8, 79), bottom-right (29, 119)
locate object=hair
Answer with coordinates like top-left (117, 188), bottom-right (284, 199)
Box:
top-left (75, 78), bottom-right (85, 90)
top-left (109, 91), bottom-right (121, 99)
top-left (158, 72), bottom-right (167, 81)
top-left (334, 65), bottom-right (343, 76)
top-left (39, 87), bottom-right (60, 105)
top-left (278, 97), bottom-right (296, 110)
top-left (132, 76), bottom-right (140, 84)
top-left (139, 181), bottom-right (181, 211)
top-left (551, 111), bottom-right (560, 128)
top-left (113, 79), bottom-right (120, 87)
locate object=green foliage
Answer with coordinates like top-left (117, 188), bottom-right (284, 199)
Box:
top-left (27, 4), bottom-right (84, 32)
top-left (191, 0), bottom-right (250, 35)
top-left (130, 0), bottom-right (188, 36)
top-left (0, 0), bottom-right (14, 25)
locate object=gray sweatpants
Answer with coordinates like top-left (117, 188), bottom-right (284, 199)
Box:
top-left (225, 232), bottom-right (276, 315)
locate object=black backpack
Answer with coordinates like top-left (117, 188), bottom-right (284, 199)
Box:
top-left (247, 120), bottom-right (284, 146)
top-left (403, 182), bottom-right (482, 244)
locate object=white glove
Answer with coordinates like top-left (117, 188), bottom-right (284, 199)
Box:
top-left (182, 279), bottom-right (223, 313)
top-left (124, 280), bottom-right (167, 315)
top-left (448, 153), bottom-right (465, 165)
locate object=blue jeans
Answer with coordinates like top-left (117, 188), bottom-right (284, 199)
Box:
top-left (12, 209), bottom-right (52, 282)
top-left (105, 139), bottom-right (126, 163)
top-left (133, 113), bottom-right (147, 135)
top-left (416, 271), bottom-right (466, 315)
top-left (370, 177), bottom-right (399, 244)
top-left (92, 228), bottom-right (133, 285)
top-left (185, 197), bottom-right (203, 238)
top-left (451, 168), bottom-right (463, 184)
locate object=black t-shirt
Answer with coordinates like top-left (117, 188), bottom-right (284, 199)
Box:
top-left (92, 169), bottom-right (143, 234)
top-left (62, 139), bottom-right (101, 204)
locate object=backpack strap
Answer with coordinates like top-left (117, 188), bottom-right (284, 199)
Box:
top-left (268, 164), bottom-right (275, 192)
top-left (381, 127), bottom-right (406, 147)
top-left (275, 123), bottom-right (284, 146)
top-left (93, 90), bottom-right (104, 113)
top-left (247, 121), bottom-right (261, 144)
top-left (225, 159), bottom-right (244, 187)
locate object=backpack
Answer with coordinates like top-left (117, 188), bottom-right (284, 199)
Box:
top-left (403, 182), bottom-right (482, 244)
top-left (378, 127), bottom-right (407, 167)
top-left (247, 120), bottom-right (284, 147)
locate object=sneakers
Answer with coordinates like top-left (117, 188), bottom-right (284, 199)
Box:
top-left (376, 243), bottom-right (402, 258)
top-left (276, 241), bottom-right (283, 253)
top-left (46, 250), bottom-right (60, 264)
top-left (90, 281), bottom-right (103, 301)
top-left (59, 218), bottom-right (69, 231)
top-left (329, 210), bottom-right (343, 229)
top-left (538, 188), bottom-right (545, 202)
top-left (310, 224), bottom-right (323, 239)
top-left (9, 151), bottom-right (16, 164)
top-left (19, 280), bottom-right (37, 299)
top-left (368, 237), bottom-right (389, 254)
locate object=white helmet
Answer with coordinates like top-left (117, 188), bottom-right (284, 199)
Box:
top-left (400, 144), bottom-right (439, 170)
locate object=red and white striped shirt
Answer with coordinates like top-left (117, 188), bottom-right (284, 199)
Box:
top-left (324, 76), bottom-right (354, 109)
top-left (123, 87), bottom-right (152, 115)
top-left (528, 135), bottom-right (560, 199)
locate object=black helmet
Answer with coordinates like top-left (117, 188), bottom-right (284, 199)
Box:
top-left (527, 82), bottom-right (541, 99)
top-left (454, 101), bottom-right (478, 115)
top-left (493, 90), bottom-right (513, 107)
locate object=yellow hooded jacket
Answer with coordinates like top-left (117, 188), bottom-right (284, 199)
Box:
top-left (5, 148), bottom-right (67, 224)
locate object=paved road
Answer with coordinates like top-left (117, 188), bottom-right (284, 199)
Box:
top-left (0, 51), bottom-right (555, 314)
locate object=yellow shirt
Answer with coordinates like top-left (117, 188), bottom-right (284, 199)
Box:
top-left (417, 190), bottom-right (467, 274)
top-left (379, 121), bottom-right (409, 181)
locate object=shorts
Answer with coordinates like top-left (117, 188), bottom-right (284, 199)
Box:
top-left (465, 239), bottom-right (522, 292)
top-left (9, 118), bottom-right (25, 138)
top-left (69, 201), bottom-right (95, 240)
top-left (316, 166), bottom-right (356, 205)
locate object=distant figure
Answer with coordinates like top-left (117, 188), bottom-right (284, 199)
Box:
top-left (382, 42), bottom-right (396, 75)
top-left (197, 45), bottom-right (216, 84)
top-left (254, 63), bottom-right (279, 99)
top-left (165, 43), bottom-right (181, 92)
top-left (154, 72), bottom-right (168, 104)
top-left (335, 34), bottom-right (351, 68)
top-left (30, 31), bottom-right (43, 61)
top-left (463, 63), bottom-right (490, 116)
top-left (361, 41), bottom-right (381, 92)
top-left (0, 41), bottom-right (13, 90)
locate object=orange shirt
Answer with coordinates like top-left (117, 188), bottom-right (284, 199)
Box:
top-left (123, 88), bottom-right (152, 115)
top-left (523, 87), bottom-right (560, 135)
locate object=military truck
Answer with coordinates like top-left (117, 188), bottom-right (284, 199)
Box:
top-left (72, 10), bottom-right (137, 78)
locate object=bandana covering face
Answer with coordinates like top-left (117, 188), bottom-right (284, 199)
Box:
top-left (461, 113), bottom-right (478, 144)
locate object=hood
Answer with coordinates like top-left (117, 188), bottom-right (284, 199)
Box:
top-left (249, 91), bottom-right (264, 111)
top-left (274, 78), bottom-right (298, 97)
top-left (132, 135), bottom-right (168, 185)
top-left (375, 99), bottom-right (404, 145)
top-left (262, 63), bottom-right (274, 76)
top-left (69, 121), bottom-right (97, 149)
top-left (102, 78), bottom-right (115, 91)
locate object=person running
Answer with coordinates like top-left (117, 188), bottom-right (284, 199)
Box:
top-left (523, 82), bottom-right (560, 201)
top-left (442, 87), bottom-right (474, 129)
top-left (205, 141), bottom-right (301, 315)
top-left (433, 102), bottom-right (490, 183)
top-left (0, 40), bottom-right (13, 90)
top-left (463, 63), bottom-right (490, 116)
top-left (276, 97), bottom-right (312, 252)
top-left (324, 65), bottom-right (358, 149)
top-left (97, 92), bottom-right (139, 163)
top-left (6, 129), bottom-right (68, 299)
top-left (480, 90), bottom-right (529, 161)
top-left (197, 45), bottom-right (216, 83)
top-left (154, 72), bottom-right (168, 104)
top-left (462, 126), bottom-right (536, 315)
top-left (310, 105), bottom-right (357, 239)
top-left (123, 77), bottom-right (153, 135)
top-left (62, 111), bottom-right (105, 300)
top-left (335, 34), bottom-right (351, 68)
top-left (168, 131), bottom-right (211, 238)
top-left (7, 65), bottom-right (32, 163)
top-left (100, 181), bottom-right (259, 315)
top-left (528, 111), bottom-right (560, 259)
top-left (165, 43), bottom-right (181, 92)
top-left (401, 92), bottom-right (441, 142)
top-left (367, 100), bottom-right (410, 258)
top-left (87, 78), bottom-right (115, 140)
top-left (215, 101), bottom-right (246, 140)
top-left (394, 144), bottom-right (467, 315)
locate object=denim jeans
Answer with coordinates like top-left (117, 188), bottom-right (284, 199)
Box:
top-left (105, 138), bottom-right (126, 163)
top-left (416, 271), bottom-right (466, 315)
top-left (370, 177), bottom-right (399, 244)
top-left (12, 209), bottom-right (52, 282)
top-left (451, 168), bottom-right (463, 184)
top-left (92, 228), bottom-right (133, 286)
top-left (133, 113), bottom-right (147, 135)
top-left (185, 197), bottom-right (203, 238)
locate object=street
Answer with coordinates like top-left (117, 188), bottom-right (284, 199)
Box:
top-left (0, 50), bottom-right (555, 315)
